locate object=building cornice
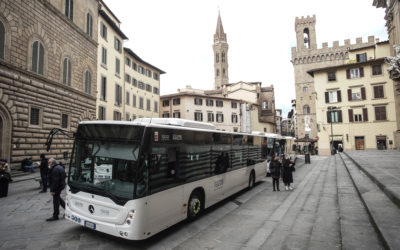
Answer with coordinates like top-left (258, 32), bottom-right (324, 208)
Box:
top-left (307, 58), bottom-right (385, 76)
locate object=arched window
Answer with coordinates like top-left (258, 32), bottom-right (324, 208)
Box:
top-left (86, 12), bottom-right (93, 37)
top-left (222, 52), bottom-right (225, 63)
top-left (84, 70), bottom-right (91, 94)
top-left (62, 58), bottom-right (71, 85)
top-left (216, 69), bottom-right (219, 77)
top-left (303, 28), bottom-right (310, 48)
top-left (31, 41), bottom-right (44, 75)
top-left (303, 105), bottom-right (310, 114)
top-left (0, 20), bottom-right (5, 60)
top-left (216, 53), bottom-right (219, 63)
top-left (223, 68), bottom-right (226, 77)
top-left (65, 0), bottom-right (73, 20)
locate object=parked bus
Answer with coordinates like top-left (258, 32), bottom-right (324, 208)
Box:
top-left (65, 118), bottom-right (275, 240)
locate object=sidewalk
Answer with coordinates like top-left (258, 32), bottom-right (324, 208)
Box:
top-left (344, 150), bottom-right (400, 208)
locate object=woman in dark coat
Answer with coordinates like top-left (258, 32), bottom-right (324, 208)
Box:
top-left (269, 156), bottom-right (282, 191)
top-left (282, 155), bottom-right (295, 191)
top-left (0, 164), bottom-right (12, 197)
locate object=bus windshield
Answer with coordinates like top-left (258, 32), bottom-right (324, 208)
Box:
top-left (68, 124), bottom-right (147, 204)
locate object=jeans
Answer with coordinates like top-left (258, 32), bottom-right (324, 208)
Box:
top-left (41, 174), bottom-right (48, 192)
top-left (272, 178), bottom-right (280, 191)
top-left (53, 191), bottom-right (65, 218)
top-left (24, 165), bottom-right (35, 172)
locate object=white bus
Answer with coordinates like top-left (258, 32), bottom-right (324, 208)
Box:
top-left (65, 118), bottom-right (273, 240)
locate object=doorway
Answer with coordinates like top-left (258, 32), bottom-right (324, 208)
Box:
top-left (0, 103), bottom-right (12, 162)
top-left (355, 136), bottom-right (365, 150)
top-left (376, 136), bottom-right (387, 150)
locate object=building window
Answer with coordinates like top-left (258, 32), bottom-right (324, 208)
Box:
top-left (113, 111), bottom-right (121, 121)
top-left (114, 37), bottom-right (121, 52)
top-left (216, 100), bottom-right (223, 107)
top-left (327, 71), bottom-right (336, 81)
top-left (100, 22), bottom-right (107, 40)
top-left (262, 101), bottom-right (268, 110)
top-left (216, 53), bottom-right (219, 63)
top-left (126, 91), bottom-right (130, 105)
top-left (126, 57), bottom-right (131, 66)
top-left (163, 112), bottom-right (169, 118)
top-left (126, 113), bottom-right (130, 121)
top-left (372, 64), bottom-right (382, 75)
top-left (162, 100), bottom-right (169, 107)
top-left (138, 81), bottom-right (144, 89)
top-left (132, 94), bottom-right (136, 107)
top-left (327, 110), bottom-right (342, 123)
top-left (139, 97), bottom-right (144, 109)
top-left (216, 69), bottom-right (220, 77)
top-left (154, 101), bottom-right (158, 113)
top-left (132, 114), bottom-right (136, 120)
top-left (101, 47), bottom-right (107, 65)
top-left (31, 41), bottom-right (44, 75)
top-left (115, 58), bottom-right (120, 75)
top-left (325, 90), bottom-right (341, 103)
top-left (206, 99), bottom-right (214, 106)
top-left (194, 98), bottom-right (203, 105)
top-left (29, 107), bottom-right (41, 126)
top-left (115, 84), bottom-right (122, 106)
top-left (132, 78), bottom-right (137, 87)
top-left (146, 84), bottom-right (152, 92)
top-left (303, 87), bottom-right (308, 93)
top-left (146, 69), bottom-right (152, 77)
top-left (231, 114), bottom-right (238, 123)
top-left (153, 73), bottom-right (159, 80)
top-left (347, 67), bottom-right (364, 79)
top-left (65, 0), bottom-right (73, 20)
top-left (62, 58), bottom-right (71, 85)
top-left (173, 111), bottom-right (181, 118)
top-left (223, 68), bottom-right (226, 77)
top-left (100, 76), bottom-right (106, 100)
top-left (0, 21), bottom-right (4, 60)
top-left (194, 112), bottom-right (203, 121)
top-left (231, 102), bottom-right (237, 108)
top-left (61, 114), bottom-right (69, 129)
top-left (125, 74), bottom-right (131, 83)
top-left (216, 113), bottom-right (224, 123)
top-left (86, 13), bottom-right (93, 37)
top-left (347, 87), bottom-right (365, 101)
top-left (222, 52), bottom-right (225, 63)
top-left (303, 105), bottom-right (310, 114)
top-left (373, 85), bottom-right (384, 99)
top-left (356, 53), bottom-right (367, 63)
top-left (98, 106), bottom-right (106, 120)
top-left (349, 108), bottom-right (368, 122)
top-left (173, 98), bottom-right (180, 105)
top-left (132, 62), bottom-right (137, 71)
top-left (138, 66), bottom-right (144, 74)
top-left (84, 70), bottom-right (91, 94)
top-left (375, 106), bottom-right (387, 121)
top-left (146, 99), bottom-right (151, 111)
top-left (207, 112), bottom-right (214, 122)
top-left (153, 87), bottom-right (159, 95)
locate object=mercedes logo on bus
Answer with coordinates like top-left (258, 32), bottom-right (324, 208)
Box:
top-left (88, 205), bottom-right (95, 214)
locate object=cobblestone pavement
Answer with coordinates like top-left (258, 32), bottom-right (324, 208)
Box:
top-left (0, 153), bottom-right (398, 249)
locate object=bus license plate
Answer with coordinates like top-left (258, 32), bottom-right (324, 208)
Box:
top-left (84, 221), bottom-right (96, 230)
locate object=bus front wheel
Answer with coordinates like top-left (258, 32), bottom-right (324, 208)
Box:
top-left (187, 191), bottom-right (202, 221)
top-left (248, 172), bottom-right (255, 189)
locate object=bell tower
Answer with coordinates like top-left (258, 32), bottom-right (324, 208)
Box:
top-left (295, 15), bottom-right (317, 51)
top-left (213, 11), bottom-right (229, 90)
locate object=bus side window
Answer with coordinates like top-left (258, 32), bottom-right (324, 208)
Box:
top-left (167, 147), bottom-right (181, 179)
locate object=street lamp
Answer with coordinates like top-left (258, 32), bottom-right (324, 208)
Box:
top-left (328, 106), bottom-right (337, 155)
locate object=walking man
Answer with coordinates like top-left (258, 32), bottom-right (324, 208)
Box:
top-left (39, 154), bottom-right (48, 193)
top-left (46, 158), bottom-right (66, 221)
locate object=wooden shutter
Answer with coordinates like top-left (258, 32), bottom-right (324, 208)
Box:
top-left (338, 110), bottom-right (343, 123)
top-left (327, 111), bottom-right (331, 123)
top-left (360, 67), bottom-right (364, 77)
top-left (337, 90), bottom-right (342, 102)
top-left (363, 108), bottom-right (368, 122)
top-left (325, 92), bottom-right (329, 103)
top-left (346, 69), bottom-right (350, 79)
top-left (348, 89), bottom-right (352, 101)
top-left (348, 109), bottom-right (353, 122)
top-left (361, 87), bottom-right (366, 100)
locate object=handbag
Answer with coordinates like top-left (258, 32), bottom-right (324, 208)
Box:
top-left (291, 165), bottom-right (295, 172)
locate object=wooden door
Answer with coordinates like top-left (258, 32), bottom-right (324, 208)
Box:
top-left (355, 137), bottom-right (365, 150)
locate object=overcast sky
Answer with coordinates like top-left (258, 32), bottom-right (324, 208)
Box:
top-left (103, 0), bottom-right (387, 117)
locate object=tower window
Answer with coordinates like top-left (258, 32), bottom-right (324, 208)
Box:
top-left (303, 28), bottom-right (310, 48)
top-left (216, 69), bottom-right (219, 76)
top-left (216, 53), bottom-right (219, 63)
top-left (222, 52), bottom-right (225, 63)
top-left (65, 0), bottom-right (73, 20)
top-left (223, 68), bottom-right (226, 77)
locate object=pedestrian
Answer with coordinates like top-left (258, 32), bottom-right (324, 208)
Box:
top-left (282, 155), bottom-right (296, 191)
top-left (21, 157), bottom-right (35, 172)
top-left (0, 163), bottom-right (12, 198)
top-left (46, 158), bottom-right (66, 221)
top-left (269, 155), bottom-right (282, 191)
top-left (39, 154), bottom-right (48, 193)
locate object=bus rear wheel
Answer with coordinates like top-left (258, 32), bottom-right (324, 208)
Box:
top-left (187, 192), bottom-right (202, 221)
top-left (248, 172), bottom-right (255, 189)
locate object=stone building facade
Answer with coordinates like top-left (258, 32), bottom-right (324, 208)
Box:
top-left (291, 15), bottom-right (376, 141)
top-left (0, 0), bottom-right (98, 168)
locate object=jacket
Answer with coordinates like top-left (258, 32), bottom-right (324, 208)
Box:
top-left (39, 158), bottom-right (48, 175)
top-left (269, 160), bottom-right (282, 179)
top-left (49, 165), bottom-right (66, 193)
